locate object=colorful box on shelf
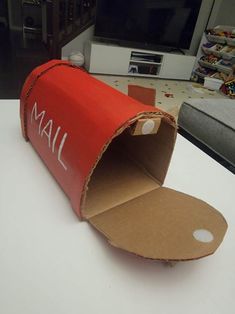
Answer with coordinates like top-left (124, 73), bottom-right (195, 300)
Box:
top-left (198, 59), bottom-right (217, 71)
top-left (206, 25), bottom-right (235, 46)
top-left (227, 38), bottom-right (235, 47)
top-left (20, 60), bottom-right (227, 262)
top-left (199, 59), bottom-right (233, 75)
top-left (202, 46), bottom-right (221, 58)
top-left (202, 45), bottom-right (235, 60)
top-left (216, 60), bottom-right (234, 74)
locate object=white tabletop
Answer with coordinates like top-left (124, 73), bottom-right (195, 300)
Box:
top-left (1, 100), bottom-right (235, 314)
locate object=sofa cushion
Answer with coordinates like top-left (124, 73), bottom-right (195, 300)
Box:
top-left (178, 99), bottom-right (235, 167)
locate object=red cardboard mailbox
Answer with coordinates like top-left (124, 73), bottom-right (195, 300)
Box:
top-left (20, 60), bottom-right (227, 261)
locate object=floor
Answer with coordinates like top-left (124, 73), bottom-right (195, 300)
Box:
top-left (93, 74), bottom-right (227, 119)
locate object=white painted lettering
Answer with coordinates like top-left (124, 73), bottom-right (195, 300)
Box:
top-left (41, 119), bottom-right (53, 148)
top-left (52, 126), bottom-right (61, 153)
top-left (58, 133), bottom-right (68, 171)
top-left (30, 102), bottom-right (68, 171)
top-left (31, 102), bottom-right (45, 134)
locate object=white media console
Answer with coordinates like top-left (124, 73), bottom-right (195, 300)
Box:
top-left (84, 41), bottom-right (196, 80)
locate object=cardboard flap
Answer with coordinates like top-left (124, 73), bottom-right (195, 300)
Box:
top-left (89, 187), bottom-right (227, 261)
top-left (84, 147), bottom-right (159, 218)
top-left (83, 119), bottom-right (177, 218)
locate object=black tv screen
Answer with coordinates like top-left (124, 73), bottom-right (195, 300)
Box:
top-left (95, 0), bottom-right (203, 50)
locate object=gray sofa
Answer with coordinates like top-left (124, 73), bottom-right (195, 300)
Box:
top-left (178, 99), bottom-right (235, 173)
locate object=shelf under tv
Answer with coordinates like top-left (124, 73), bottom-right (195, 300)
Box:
top-left (84, 41), bottom-right (196, 80)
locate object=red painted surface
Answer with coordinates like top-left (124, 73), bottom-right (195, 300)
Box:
top-left (20, 60), bottom-right (172, 217)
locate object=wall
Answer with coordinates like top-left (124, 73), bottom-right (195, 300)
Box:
top-left (61, 25), bottom-right (94, 59)
top-left (208, 0), bottom-right (235, 28)
top-left (7, 0), bottom-right (22, 31)
top-left (187, 0), bottom-right (214, 56)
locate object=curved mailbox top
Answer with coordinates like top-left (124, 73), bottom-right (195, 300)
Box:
top-left (20, 60), bottom-right (227, 261)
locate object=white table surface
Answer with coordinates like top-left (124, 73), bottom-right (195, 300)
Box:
top-left (1, 100), bottom-right (235, 314)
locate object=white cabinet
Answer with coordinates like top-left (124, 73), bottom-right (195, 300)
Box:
top-left (88, 44), bottom-right (131, 75)
top-left (85, 41), bottom-right (196, 80)
top-left (160, 53), bottom-right (196, 80)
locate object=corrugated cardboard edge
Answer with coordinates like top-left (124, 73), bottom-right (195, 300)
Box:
top-left (80, 112), bottom-right (176, 219)
top-left (20, 60), bottom-right (176, 220)
top-left (89, 187), bottom-right (227, 261)
top-left (20, 61), bottom-right (175, 143)
top-left (20, 61), bottom-right (88, 141)
top-left (20, 61), bottom-right (227, 262)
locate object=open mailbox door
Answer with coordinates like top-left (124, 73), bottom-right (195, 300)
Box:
top-left (20, 60), bottom-right (227, 262)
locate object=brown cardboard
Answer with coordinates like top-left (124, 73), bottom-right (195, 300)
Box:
top-left (84, 148), bottom-right (159, 218)
top-left (84, 117), bottom-right (175, 218)
top-left (84, 117), bottom-right (227, 261)
top-left (128, 85), bottom-right (156, 106)
top-left (21, 61), bottom-right (227, 262)
top-left (130, 117), bottom-right (162, 136)
top-left (89, 188), bottom-right (227, 261)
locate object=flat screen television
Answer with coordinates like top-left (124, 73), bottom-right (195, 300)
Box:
top-left (94, 0), bottom-right (203, 51)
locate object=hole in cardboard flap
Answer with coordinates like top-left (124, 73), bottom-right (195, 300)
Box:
top-left (83, 119), bottom-right (176, 218)
top-left (193, 229), bottom-right (214, 243)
